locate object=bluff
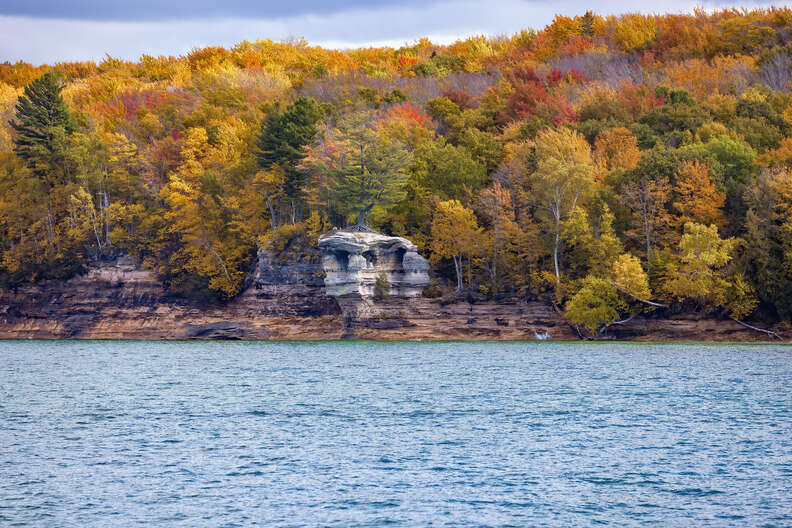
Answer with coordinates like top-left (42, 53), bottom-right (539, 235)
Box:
top-left (0, 231), bottom-right (781, 341)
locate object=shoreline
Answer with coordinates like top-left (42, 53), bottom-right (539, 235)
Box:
top-left (2, 338), bottom-right (790, 345)
top-left (1, 260), bottom-right (787, 343)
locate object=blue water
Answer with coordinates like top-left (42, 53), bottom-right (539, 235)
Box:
top-left (1, 341), bottom-right (791, 527)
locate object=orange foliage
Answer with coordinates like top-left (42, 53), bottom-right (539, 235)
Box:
top-left (672, 160), bottom-right (726, 229)
top-left (593, 127), bottom-right (641, 173)
top-left (757, 138), bottom-right (792, 170)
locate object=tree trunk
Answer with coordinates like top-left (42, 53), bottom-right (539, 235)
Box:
top-left (356, 204), bottom-right (373, 227)
top-left (265, 194), bottom-right (277, 229)
top-left (553, 213), bottom-right (561, 283)
top-left (453, 254), bottom-right (462, 291)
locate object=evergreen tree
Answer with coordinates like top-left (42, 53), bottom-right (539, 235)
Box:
top-left (333, 128), bottom-right (411, 227)
top-left (581, 11), bottom-right (596, 37)
top-left (256, 97), bottom-right (321, 203)
top-left (10, 71), bottom-right (77, 185)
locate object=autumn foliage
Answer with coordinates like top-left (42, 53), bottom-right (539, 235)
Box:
top-left (1, 7), bottom-right (792, 330)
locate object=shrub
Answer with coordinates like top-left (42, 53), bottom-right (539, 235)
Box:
top-left (374, 272), bottom-right (391, 300)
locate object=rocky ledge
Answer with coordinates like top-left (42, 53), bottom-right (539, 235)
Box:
top-left (0, 232), bottom-right (785, 341)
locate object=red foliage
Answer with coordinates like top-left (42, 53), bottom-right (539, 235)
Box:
top-left (616, 81), bottom-right (664, 120)
top-left (382, 103), bottom-right (433, 129)
top-left (565, 69), bottom-right (587, 83)
top-left (397, 56), bottom-right (418, 71)
top-left (440, 88), bottom-right (478, 109)
top-left (498, 66), bottom-right (578, 125)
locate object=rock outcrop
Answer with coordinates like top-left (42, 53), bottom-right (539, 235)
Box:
top-left (318, 230), bottom-right (430, 298)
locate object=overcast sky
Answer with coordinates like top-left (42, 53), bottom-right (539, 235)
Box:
top-left (0, 0), bottom-right (782, 65)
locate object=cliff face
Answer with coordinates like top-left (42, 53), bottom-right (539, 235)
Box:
top-left (0, 255), bottom-right (344, 340)
top-left (0, 249), bottom-right (782, 341)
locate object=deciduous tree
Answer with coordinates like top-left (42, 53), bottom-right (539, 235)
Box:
top-left (526, 127), bottom-right (595, 283)
top-left (430, 199), bottom-right (481, 291)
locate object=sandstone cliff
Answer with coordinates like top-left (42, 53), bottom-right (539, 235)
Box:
top-left (318, 230), bottom-right (430, 297)
top-left (0, 249), bottom-right (784, 341)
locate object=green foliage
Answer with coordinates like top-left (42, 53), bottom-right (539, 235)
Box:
top-left (317, 121), bottom-right (413, 226)
top-left (256, 97), bottom-right (322, 201)
top-left (639, 101), bottom-right (709, 141)
top-left (414, 139), bottom-right (488, 202)
top-left (374, 271), bottom-right (391, 300)
top-left (10, 71), bottom-right (78, 184)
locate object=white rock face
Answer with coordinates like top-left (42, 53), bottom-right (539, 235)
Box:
top-left (318, 230), bottom-right (430, 298)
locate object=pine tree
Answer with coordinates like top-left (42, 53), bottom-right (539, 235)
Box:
top-left (332, 129), bottom-right (411, 228)
top-left (10, 71), bottom-right (77, 185)
top-left (256, 97), bottom-right (321, 203)
top-left (581, 11), bottom-right (596, 37)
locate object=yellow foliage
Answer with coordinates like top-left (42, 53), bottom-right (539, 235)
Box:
top-left (610, 13), bottom-right (657, 52)
top-left (430, 199), bottom-right (481, 261)
top-left (740, 86), bottom-right (767, 104)
top-left (658, 222), bottom-right (752, 316)
top-left (611, 253), bottom-right (650, 300)
top-left (593, 127), bottom-right (640, 173)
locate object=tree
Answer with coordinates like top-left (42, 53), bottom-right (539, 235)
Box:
top-left (562, 205), bottom-right (623, 277)
top-left (413, 139), bottom-right (488, 203)
top-left (672, 160), bottom-right (725, 229)
top-left (565, 276), bottom-right (626, 335)
top-left (611, 13), bottom-right (657, 52)
top-left (564, 253), bottom-right (652, 336)
top-left (315, 123), bottom-right (412, 228)
top-left (659, 222), bottom-right (756, 318)
top-left (430, 199), bottom-right (481, 291)
top-left (160, 174), bottom-right (256, 299)
top-left (611, 253), bottom-right (652, 301)
top-left (10, 71), bottom-right (78, 185)
top-left (621, 176), bottom-right (671, 260)
top-left (256, 97), bottom-right (322, 207)
top-left (526, 127), bottom-right (595, 283)
top-left (741, 169), bottom-right (792, 321)
top-left (680, 135), bottom-right (756, 187)
top-left (477, 182), bottom-right (526, 295)
top-left (593, 127), bottom-right (641, 173)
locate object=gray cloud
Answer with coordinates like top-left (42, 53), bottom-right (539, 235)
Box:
top-left (0, 0), bottom-right (783, 65)
top-left (0, 0), bottom-right (434, 21)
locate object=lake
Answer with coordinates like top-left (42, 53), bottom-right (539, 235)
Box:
top-left (1, 340), bottom-right (791, 527)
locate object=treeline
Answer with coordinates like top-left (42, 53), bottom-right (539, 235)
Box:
top-left (1, 8), bottom-right (792, 332)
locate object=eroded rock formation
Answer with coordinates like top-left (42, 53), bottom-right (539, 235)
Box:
top-left (318, 230), bottom-right (430, 298)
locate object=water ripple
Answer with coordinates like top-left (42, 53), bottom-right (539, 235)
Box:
top-left (1, 340), bottom-right (791, 527)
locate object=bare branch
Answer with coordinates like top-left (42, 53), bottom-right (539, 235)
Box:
top-left (730, 318), bottom-right (783, 340)
top-left (608, 281), bottom-right (668, 308)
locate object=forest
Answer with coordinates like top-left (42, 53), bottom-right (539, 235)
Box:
top-left (1, 8), bottom-right (792, 335)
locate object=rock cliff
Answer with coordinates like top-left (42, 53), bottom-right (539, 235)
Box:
top-left (0, 242), bottom-right (783, 341)
top-left (318, 230), bottom-right (431, 298)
